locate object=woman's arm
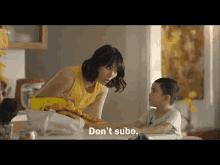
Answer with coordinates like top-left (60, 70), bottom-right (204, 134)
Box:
top-left (111, 120), bottom-right (145, 130)
top-left (86, 85), bottom-right (118, 130)
top-left (87, 120), bottom-right (141, 130)
top-left (35, 68), bottom-right (75, 98)
top-left (88, 85), bottom-right (109, 119)
top-left (87, 86), bottom-right (144, 130)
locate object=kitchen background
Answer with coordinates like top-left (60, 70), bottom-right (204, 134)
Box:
top-left (2, 25), bottom-right (220, 132)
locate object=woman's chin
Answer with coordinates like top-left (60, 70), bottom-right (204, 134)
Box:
top-left (100, 80), bottom-right (109, 85)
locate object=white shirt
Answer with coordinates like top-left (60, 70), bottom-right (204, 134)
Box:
top-left (138, 108), bottom-right (182, 138)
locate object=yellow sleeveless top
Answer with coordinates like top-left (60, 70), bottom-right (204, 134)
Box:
top-left (30, 65), bottom-right (104, 124)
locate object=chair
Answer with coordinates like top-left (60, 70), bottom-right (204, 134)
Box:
top-left (181, 115), bottom-right (203, 140)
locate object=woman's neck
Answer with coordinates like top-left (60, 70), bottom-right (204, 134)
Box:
top-left (83, 78), bottom-right (96, 88)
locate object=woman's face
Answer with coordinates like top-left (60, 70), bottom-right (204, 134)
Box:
top-left (97, 63), bottom-right (118, 85)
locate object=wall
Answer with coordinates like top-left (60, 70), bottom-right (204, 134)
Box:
top-left (112, 26), bottom-right (150, 122)
top-left (172, 26), bottom-right (220, 130)
top-left (211, 26), bottom-right (220, 129)
top-left (1, 49), bottom-right (25, 98)
top-left (25, 25), bottom-right (150, 123)
top-left (150, 26), bottom-right (162, 85)
top-left (25, 26), bottom-right (62, 82)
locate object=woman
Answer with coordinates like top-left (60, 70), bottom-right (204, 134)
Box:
top-left (30, 45), bottom-right (128, 130)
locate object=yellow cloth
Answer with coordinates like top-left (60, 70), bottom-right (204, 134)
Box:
top-left (30, 65), bottom-right (103, 114)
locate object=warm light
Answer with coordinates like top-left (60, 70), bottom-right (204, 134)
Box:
top-left (189, 91), bottom-right (197, 99)
top-left (190, 106), bottom-right (198, 112)
top-left (183, 97), bottom-right (192, 105)
top-left (0, 29), bottom-right (8, 49)
top-left (0, 28), bottom-right (10, 88)
top-left (0, 51), bottom-right (6, 56)
top-left (174, 61), bottom-right (181, 68)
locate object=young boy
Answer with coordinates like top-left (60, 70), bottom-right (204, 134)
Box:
top-left (122, 78), bottom-right (182, 139)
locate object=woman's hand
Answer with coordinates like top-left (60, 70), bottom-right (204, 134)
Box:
top-left (86, 120), bottom-right (133, 131)
top-left (110, 121), bottom-right (133, 130)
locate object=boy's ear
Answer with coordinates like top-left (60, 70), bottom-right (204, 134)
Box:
top-left (165, 95), bottom-right (171, 103)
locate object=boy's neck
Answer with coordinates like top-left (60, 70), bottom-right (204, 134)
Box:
top-left (156, 105), bottom-right (170, 113)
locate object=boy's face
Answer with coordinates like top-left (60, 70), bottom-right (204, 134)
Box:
top-left (149, 83), bottom-right (169, 107)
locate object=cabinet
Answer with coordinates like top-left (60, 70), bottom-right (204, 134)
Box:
top-left (187, 129), bottom-right (219, 139)
top-left (0, 25), bottom-right (48, 50)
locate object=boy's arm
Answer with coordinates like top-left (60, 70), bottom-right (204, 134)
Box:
top-left (140, 110), bottom-right (181, 134)
top-left (114, 120), bottom-right (145, 129)
top-left (138, 123), bottom-right (173, 134)
top-left (113, 110), bottom-right (150, 129)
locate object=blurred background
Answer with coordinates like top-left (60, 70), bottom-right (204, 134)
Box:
top-left (0, 25), bottom-right (219, 135)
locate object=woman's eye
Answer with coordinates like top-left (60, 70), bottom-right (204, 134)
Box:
top-left (107, 66), bottom-right (112, 70)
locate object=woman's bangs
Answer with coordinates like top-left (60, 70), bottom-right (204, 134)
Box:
top-left (106, 53), bottom-right (117, 67)
top-left (104, 51), bottom-right (124, 74)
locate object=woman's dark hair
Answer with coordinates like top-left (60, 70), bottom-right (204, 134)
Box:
top-left (82, 44), bottom-right (127, 93)
top-left (154, 78), bottom-right (180, 106)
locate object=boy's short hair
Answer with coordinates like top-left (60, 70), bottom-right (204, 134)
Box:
top-left (154, 78), bottom-right (180, 106)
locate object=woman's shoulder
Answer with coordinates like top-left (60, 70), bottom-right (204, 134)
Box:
top-left (53, 67), bottom-right (75, 85)
top-left (64, 65), bottom-right (81, 71)
top-left (98, 84), bottom-right (109, 95)
top-left (60, 68), bottom-right (75, 78)
top-left (62, 65), bottom-right (83, 76)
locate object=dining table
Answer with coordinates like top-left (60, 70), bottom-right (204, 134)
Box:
top-left (12, 128), bottom-right (181, 140)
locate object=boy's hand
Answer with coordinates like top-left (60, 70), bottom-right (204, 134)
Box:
top-left (135, 127), bottom-right (145, 134)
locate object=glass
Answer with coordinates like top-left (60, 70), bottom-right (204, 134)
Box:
top-left (0, 124), bottom-right (14, 140)
top-left (19, 130), bottom-right (37, 140)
